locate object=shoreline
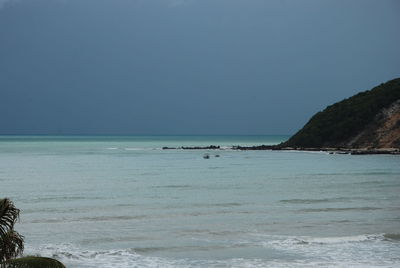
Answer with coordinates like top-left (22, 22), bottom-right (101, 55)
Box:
top-left (162, 145), bottom-right (400, 155)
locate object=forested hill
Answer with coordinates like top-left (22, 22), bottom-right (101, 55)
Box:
top-left (281, 78), bottom-right (400, 149)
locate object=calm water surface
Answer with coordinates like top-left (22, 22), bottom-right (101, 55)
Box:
top-left (1, 136), bottom-right (399, 267)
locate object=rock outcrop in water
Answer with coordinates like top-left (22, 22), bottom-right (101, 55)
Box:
top-left (281, 78), bottom-right (400, 149)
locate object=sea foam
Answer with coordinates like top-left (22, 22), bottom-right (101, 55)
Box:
top-left (24, 234), bottom-right (400, 268)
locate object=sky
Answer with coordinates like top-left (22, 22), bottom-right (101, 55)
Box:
top-left (0, 0), bottom-right (399, 135)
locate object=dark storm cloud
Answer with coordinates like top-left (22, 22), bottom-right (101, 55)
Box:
top-left (0, 0), bottom-right (399, 134)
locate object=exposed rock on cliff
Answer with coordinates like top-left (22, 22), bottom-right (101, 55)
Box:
top-left (347, 99), bottom-right (400, 148)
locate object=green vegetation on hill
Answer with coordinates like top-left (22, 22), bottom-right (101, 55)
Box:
top-left (282, 78), bottom-right (400, 148)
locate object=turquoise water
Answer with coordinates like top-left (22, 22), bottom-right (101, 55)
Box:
top-left (1, 136), bottom-right (400, 267)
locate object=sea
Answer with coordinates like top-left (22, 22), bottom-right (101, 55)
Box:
top-left (1, 135), bottom-right (399, 268)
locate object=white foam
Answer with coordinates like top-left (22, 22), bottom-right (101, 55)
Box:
top-left (26, 244), bottom-right (274, 268)
top-left (24, 238), bottom-right (400, 268)
top-left (303, 234), bottom-right (382, 244)
top-left (254, 233), bottom-right (384, 247)
top-left (25, 244), bottom-right (180, 268)
top-left (258, 234), bottom-right (386, 254)
top-left (277, 234), bottom-right (382, 246)
top-left (257, 233), bottom-right (399, 268)
top-left (124, 147), bottom-right (159, 151)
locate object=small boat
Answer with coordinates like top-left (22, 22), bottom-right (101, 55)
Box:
top-left (203, 154), bottom-right (210, 159)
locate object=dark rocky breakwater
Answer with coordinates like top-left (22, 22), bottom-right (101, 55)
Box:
top-left (161, 145), bottom-right (400, 155)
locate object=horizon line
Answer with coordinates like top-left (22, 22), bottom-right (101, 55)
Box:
top-left (0, 133), bottom-right (292, 137)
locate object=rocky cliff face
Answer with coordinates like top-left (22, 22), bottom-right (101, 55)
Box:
top-left (347, 99), bottom-right (400, 148)
top-left (282, 78), bottom-right (400, 149)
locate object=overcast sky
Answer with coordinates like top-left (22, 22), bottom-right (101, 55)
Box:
top-left (0, 0), bottom-right (399, 135)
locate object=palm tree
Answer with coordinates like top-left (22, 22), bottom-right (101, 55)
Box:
top-left (0, 198), bottom-right (23, 267)
top-left (0, 198), bottom-right (65, 268)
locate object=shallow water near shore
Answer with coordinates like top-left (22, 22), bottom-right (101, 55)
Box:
top-left (1, 135), bottom-right (400, 267)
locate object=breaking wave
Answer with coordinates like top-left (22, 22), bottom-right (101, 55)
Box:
top-left (24, 233), bottom-right (400, 268)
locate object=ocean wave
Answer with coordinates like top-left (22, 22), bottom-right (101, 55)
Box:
top-left (124, 147), bottom-right (159, 151)
top-left (25, 208), bottom-right (261, 224)
top-left (192, 202), bottom-right (244, 208)
top-left (311, 172), bottom-right (397, 177)
top-left (292, 234), bottom-right (382, 245)
top-left (23, 244), bottom-right (269, 268)
top-left (178, 228), bottom-right (245, 237)
top-left (25, 240), bottom-right (400, 268)
top-left (383, 233), bottom-right (400, 241)
top-left (132, 244), bottom-right (248, 254)
top-left (260, 233), bottom-right (396, 247)
top-left (150, 184), bottom-right (194, 189)
top-left (25, 245), bottom-right (158, 268)
top-left (297, 207), bottom-right (381, 212)
top-left (124, 148), bottom-right (144, 151)
top-left (79, 236), bottom-right (152, 245)
top-left (22, 196), bottom-right (93, 204)
top-left (256, 233), bottom-right (400, 267)
top-left (28, 215), bottom-right (149, 224)
top-left (355, 180), bottom-right (385, 185)
top-left (280, 198), bottom-right (350, 204)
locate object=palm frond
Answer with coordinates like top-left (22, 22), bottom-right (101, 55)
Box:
top-left (0, 199), bottom-right (20, 238)
top-left (0, 230), bottom-right (24, 264)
